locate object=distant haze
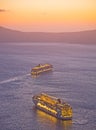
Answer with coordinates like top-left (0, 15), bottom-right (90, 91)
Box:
top-left (0, 26), bottom-right (96, 44)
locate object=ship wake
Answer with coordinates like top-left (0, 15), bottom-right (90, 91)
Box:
top-left (0, 73), bottom-right (30, 84)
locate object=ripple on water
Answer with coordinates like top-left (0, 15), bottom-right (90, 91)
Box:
top-left (73, 119), bottom-right (88, 125)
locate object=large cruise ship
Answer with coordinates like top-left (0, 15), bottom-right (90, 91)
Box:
top-left (31, 64), bottom-right (53, 75)
top-left (32, 93), bottom-right (72, 120)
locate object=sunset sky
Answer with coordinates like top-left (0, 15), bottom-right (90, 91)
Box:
top-left (0, 0), bottom-right (96, 32)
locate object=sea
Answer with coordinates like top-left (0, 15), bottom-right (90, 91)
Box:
top-left (0, 43), bottom-right (96, 130)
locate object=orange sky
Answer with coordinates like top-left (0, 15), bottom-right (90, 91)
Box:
top-left (0, 0), bottom-right (96, 32)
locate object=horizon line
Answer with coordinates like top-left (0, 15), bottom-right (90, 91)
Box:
top-left (0, 25), bottom-right (96, 33)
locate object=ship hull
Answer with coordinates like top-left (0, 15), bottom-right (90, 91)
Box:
top-left (33, 99), bottom-right (72, 120)
top-left (36, 105), bottom-right (72, 120)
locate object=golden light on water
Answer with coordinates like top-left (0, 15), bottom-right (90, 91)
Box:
top-left (35, 109), bottom-right (72, 129)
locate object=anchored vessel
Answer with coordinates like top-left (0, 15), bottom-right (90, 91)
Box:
top-left (31, 64), bottom-right (53, 75)
top-left (32, 93), bottom-right (72, 120)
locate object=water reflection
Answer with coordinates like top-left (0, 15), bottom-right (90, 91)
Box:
top-left (31, 75), bottom-right (40, 78)
top-left (33, 107), bottom-right (72, 130)
top-left (31, 70), bottom-right (53, 78)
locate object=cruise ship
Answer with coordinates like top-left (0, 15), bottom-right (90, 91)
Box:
top-left (32, 93), bottom-right (72, 120)
top-left (31, 64), bottom-right (53, 75)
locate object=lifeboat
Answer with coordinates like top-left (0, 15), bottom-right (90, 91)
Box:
top-left (31, 64), bottom-right (53, 75)
top-left (32, 93), bottom-right (72, 120)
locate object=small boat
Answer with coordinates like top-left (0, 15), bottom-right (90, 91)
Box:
top-left (32, 93), bottom-right (72, 120)
top-left (31, 64), bottom-right (53, 75)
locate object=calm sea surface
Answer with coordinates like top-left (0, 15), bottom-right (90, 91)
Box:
top-left (0, 43), bottom-right (96, 130)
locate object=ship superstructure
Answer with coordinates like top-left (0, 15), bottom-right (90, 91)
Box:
top-left (31, 64), bottom-right (53, 75)
top-left (32, 93), bottom-right (72, 120)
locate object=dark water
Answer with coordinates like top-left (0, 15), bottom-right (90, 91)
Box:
top-left (0, 43), bottom-right (96, 130)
